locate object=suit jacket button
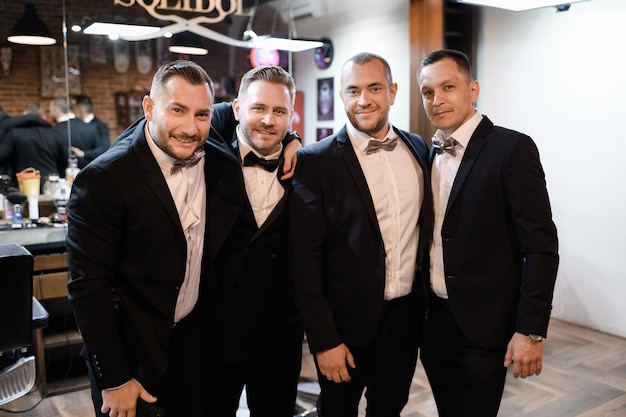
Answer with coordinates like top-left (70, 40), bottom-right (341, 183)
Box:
top-left (270, 253), bottom-right (278, 259)
top-left (447, 275), bottom-right (455, 279)
top-left (243, 249), bottom-right (251, 255)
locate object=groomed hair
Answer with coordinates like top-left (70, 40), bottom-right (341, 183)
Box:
top-left (151, 60), bottom-right (215, 98)
top-left (237, 65), bottom-right (296, 107)
top-left (343, 52), bottom-right (394, 87)
top-left (51, 97), bottom-right (71, 114)
top-left (419, 49), bottom-right (474, 81)
top-left (24, 101), bottom-right (45, 118)
top-left (74, 95), bottom-right (93, 113)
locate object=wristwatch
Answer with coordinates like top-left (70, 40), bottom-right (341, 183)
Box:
top-left (527, 334), bottom-right (543, 342)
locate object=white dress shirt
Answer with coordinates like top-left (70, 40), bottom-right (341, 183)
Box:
top-left (347, 122), bottom-right (423, 300)
top-left (145, 126), bottom-right (206, 322)
top-left (237, 125), bottom-right (284, 227)
top-left (430, 110), bottom-right (483, 298)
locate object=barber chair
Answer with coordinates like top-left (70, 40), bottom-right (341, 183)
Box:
top-left (0, 244), bottom-right (49, 406)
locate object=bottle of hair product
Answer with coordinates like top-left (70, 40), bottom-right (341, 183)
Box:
top-left (65, 157), bottom-right (80, 187)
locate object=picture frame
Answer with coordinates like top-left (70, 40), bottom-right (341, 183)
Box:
top-left (317, 77), bottom-right (334, 121)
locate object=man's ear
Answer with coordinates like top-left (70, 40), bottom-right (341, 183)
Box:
top-left (232, 98), bottom-right (241, 121)
top-left (143, 95), bottom-right (154, 121)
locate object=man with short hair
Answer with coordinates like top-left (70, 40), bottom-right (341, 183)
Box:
top-left (72, 94), bottom-right (111, 163)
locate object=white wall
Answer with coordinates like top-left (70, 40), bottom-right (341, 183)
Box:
top-left (477, 0), bottom-right (626, 338)
top-left (290, 0), bottom-right (411, 144)
top-left (290, 0), bottom-right (626, 338)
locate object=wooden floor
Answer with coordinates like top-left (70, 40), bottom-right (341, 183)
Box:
top-left (1, 318), bottom-right (625, 417)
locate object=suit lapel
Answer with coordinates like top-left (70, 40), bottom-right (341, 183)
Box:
top-left (446, 117), bottom-right (493, 215)
top-left (131, 121), bottom-right (183, 233)
top-left (336, 127), bottom-right (380, 232)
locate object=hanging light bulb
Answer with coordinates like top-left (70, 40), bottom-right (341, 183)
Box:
top-left (8, 3), bottom-right (56, 46)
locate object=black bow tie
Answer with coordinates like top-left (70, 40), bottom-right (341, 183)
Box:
top-left (364, 137), bottom-right (398, 155)
top-left (243, 151), bottom-right (279, 172)
top-left (432, 138), bottom-right (458, 157)
top-left (171, 150), bottom-right (205, 174)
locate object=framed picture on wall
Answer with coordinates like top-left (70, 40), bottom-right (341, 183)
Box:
top-left (317, 77), bottom-right (334, 121)
top-left (317, 128), bottom-right (333, 142)
top-left (40, 46), bottom-right (81, 97)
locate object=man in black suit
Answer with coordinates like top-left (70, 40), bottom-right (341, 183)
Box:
top-left (67, 60), bottom-right (214, 417)
top-left (203, 66), bottom-right (303, 417)
top-left (72, 94), bottom-right (111, 163)
top-left (416, 49), bottom-right (559, 417)
top-left (50, 97), bottom-right (99, 168)
top-left (289, 52), bottom-right (432, 417)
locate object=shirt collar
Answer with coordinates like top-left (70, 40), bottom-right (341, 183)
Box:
top-left (434, 109), bottom-right (483, 149)
top-left (346, 121), bottom-right (397, 153)
top-left (56, 113), bottom-right (76, 124)
top-left (144, 124), bottom-right (178, 174)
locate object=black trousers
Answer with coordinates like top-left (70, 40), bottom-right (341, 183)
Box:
top-left (89, 310), bottom-right (205, 417)
top-left (420, 294), bottom-right (507, 417)
top-left (316, 294), bottom-right (420, 417)
top-left (204, 338), bottom-right (303, 417)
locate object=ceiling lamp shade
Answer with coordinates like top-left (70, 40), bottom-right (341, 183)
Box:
top-left (168, 31), bottom-right (208, 55)
top-left (455, 0), bottom-right (590, 11)
top-left (82, 22), bottom-right (161, 38)
top-left (7, 3), bottom-right (56, 46)
top-left (247, 36), bottom-right (324, 52)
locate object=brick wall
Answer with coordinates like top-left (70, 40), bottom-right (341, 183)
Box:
top-left (0, 0), bottom-right (287, 142)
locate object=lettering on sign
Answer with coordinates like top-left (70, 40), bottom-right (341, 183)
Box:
top-left (114, 0), bottom-right (249, 24)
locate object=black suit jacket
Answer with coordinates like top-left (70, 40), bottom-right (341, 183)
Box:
top-left (204, 103), bottom-right (302, 364)
top-left (435, 116), bottom-right (559, 348)
top-left (82, 116), bottom-right (111, 163)
top-left (289, 126), bottom-right (432, 354)
top-left (67, 119), bottom-right (210, 390)
top-left (0, 114), bottom-right (67, 187)
top-left (53, 118), bottom-right (99, 168)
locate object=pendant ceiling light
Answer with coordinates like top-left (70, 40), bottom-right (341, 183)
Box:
top-left (8, 3), bottom-right (56, 46)
top-left (455, 0), bottom-right (590, 11)
top-left (168, 31), bottom-right (208, 56)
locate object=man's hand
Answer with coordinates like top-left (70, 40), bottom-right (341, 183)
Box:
top-left (70, 146), bottom-right (85, 158)
top-left (315, 343), bottom-right (356, 383)
top-left (281, 134), bottom-right (302, 180)
top-left (504, 332), bottom-right (544, 378)
top-left (101, 378), bottom-right (157, 417)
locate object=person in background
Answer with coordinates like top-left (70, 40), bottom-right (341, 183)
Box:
top-left (203, 65), bottom-right (303, 417)
top-left (0, 102), bottom-right (66, 191)
top-left (416, 48), bottom-right (559, 417)
top-left (0, 105), bottom-right (11, 176)
top-left (73, 94), bottom-right (111, 163)
top-left (289, 52), bottom-right (432, 417)
top-left (49, 97), bottom-right (99, 168)
top-left (67, 60), bottom-right (214, 417)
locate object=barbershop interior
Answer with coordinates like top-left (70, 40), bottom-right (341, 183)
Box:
top-left (0, 0), bottom-right (625, 416)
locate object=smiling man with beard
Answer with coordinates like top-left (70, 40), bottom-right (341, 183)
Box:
top-left (289, 52), bottom-right (432, 417)
top-left (67, 60), bottom-right (214, 417)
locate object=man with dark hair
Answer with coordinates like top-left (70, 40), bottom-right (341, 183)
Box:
top-left (417, 49), bottom-right (559, 417)
top-left (68, 60), bottom-right (214, 417)
top-left (50, 97), bottom-right (99, 168)
top-left (73, 94), bottom-right (111, 163)
top-left (289, 52), bottom-right (432, 416)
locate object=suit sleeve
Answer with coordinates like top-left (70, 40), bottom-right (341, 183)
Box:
top-left (67, 164), bottom-right (132, 390)
top-left (82, 119), bottom-right (111, 162)
top-left (289, 149), bottom-right (342, 353)
top-left (505, 135), bottom-right (559, 337)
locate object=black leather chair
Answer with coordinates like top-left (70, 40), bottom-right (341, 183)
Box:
top-left (0, 244), bottom-right (48, 406)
